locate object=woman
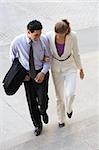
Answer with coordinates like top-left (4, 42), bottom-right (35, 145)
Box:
top-left (46, 19), bottom-right (84, 128)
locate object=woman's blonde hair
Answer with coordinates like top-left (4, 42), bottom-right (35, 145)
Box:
top-left (54, 19), bottom-right (71, 34)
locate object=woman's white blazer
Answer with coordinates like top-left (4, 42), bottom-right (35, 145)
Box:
top-left (46, 31), bottom-right (82, 73)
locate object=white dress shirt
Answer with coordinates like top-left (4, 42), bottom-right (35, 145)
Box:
top-left (9, 33), bottom-right (51, 74)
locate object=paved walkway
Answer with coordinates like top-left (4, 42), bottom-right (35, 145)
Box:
top-left (0, 1), bottom-right (99, 150)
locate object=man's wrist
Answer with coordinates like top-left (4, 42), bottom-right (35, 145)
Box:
top-left (41, 69), bottom-right (47, 75)
top-left (41, 71), bottom-right (45, 76)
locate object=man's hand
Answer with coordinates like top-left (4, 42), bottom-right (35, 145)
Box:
top-left (23, 75), bottom-right (30, 81)
top-left (34, 72), bottom-right (45, 83)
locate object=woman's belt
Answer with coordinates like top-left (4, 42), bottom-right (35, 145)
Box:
top-left (53, 54), bottom-right (71, 61)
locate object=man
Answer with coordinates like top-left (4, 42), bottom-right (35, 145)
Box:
top-left (9, 20), bottom-right (51, 136)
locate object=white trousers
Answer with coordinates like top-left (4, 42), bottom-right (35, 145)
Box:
top-left (52, 69), bottom-right (77, 123)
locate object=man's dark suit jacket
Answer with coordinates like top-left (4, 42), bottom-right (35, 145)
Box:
top-left (2, 58), bottom-right (27, 95)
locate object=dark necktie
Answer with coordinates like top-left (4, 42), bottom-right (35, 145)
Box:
top-left (29, 41), bottom-right (36, 79)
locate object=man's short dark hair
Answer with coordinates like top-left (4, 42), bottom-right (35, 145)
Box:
top-left (27, 20), bottom-right (43, 33)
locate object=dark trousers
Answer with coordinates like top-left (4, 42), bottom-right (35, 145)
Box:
top-left (24, 71), bottom-right (49, 128)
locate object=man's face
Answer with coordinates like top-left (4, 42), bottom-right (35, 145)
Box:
top-left (28, 30), bottom-right (42, 41)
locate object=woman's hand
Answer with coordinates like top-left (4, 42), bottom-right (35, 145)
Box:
top-left (43, 56), bottom-right (50, 62)
top-left (80, 69), bottom-right (84, 80)
top-left (34, 72), bottom-right (45, 83)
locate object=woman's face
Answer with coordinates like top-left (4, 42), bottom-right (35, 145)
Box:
top-left (55, 29), bottom-right (68, 39)
top-left (55, 32), bottom-right (66, 38)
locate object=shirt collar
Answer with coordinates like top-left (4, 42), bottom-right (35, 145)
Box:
top-left (26, 34), bottom-right (41, 44)
top-left (26, 34), bottom-right (31, 44)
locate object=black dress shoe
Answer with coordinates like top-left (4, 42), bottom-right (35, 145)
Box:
top-left (58, 123), bottom-right (65, 128)
top-left (42, 113), bottom-right (49, 124)
top-left (67, 111), bottom-right (73, 119)
top-left (34, 124), bottom-right (43, 136)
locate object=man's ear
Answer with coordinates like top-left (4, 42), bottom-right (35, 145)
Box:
top-left (27, 30), bottom-right (31, 34)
